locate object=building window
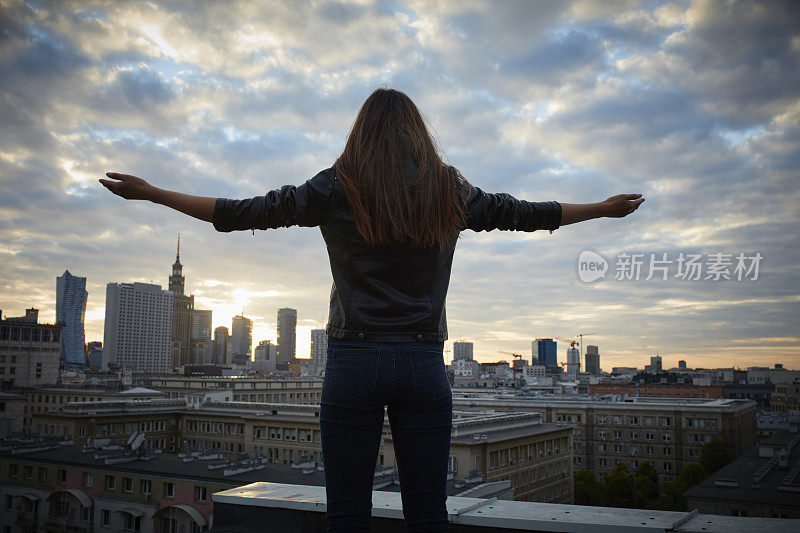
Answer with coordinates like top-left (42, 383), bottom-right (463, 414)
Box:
top-left (123, 477), bottom-right (133, 492)
top-left (8, 464), bottom-right (18, 478)
top-left (194, 486), bottom-right (207, 502)
top-left (38, 467), bottom-right (48, 481)
top-left (141, 479), bottom-right (152, 495)
top-left (663, 462), bottom-right (673, 472)
top-left (58, 469), bottom-right (67, 482)
top-left (164, 482), bottom-right (174, 498)
top-left (599, 458), bottom-right (607, 467)
top-left (84, 472), bottom-right (93, 487)
top-left (24, 465), bottom-right (33, 479)
top-left (4, 495), bottom-right (12, 511)
top-left (101, 509), bottom-right (110, 527)
top-left (106, 475), bottom-right (116, 490)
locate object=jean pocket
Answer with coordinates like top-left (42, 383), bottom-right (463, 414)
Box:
top-left (328, 347), bottom-right (380, 399)
top-left (410, 350), bottom-right (451, 401)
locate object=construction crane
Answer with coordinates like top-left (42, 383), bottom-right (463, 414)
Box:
top-left (554, 337), bottom-right (578, 348)
top-left (577, 332), bottom-right (597, 359)
top-left (498, 350), bottom-right (524, 360)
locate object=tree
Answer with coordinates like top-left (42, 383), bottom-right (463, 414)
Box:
top-left (700, 439), bottom-right (733, 474)
top-left (633, 461), bottom-right (660, 507)
top-left (574, 469), bottom-right (600, 505)
top-left (599, 464), bottom-right (636, 508)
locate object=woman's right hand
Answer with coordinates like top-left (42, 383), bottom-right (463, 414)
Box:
top-left (99, 172), bottom-right (156, 201)
top-left (602, 194), bottom-right (645, 218)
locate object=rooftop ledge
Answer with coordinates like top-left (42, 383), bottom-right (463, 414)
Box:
top-left (211, 482), bottom-right (799, 533)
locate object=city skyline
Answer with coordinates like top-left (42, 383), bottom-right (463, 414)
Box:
top-left (1, 1), bottom-right (797, 369)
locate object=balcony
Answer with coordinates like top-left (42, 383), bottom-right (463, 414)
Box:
top-left (43, 516), bottom-right (94, 532)
top-left (210, 482), bottom-right (800, 532)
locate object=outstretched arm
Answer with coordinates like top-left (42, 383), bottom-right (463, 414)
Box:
top-left (560, 194), bottom-right (645, 226)
top-left (99, 172), bottom-right (216, 223)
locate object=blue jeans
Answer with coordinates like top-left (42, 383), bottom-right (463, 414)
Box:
top-left (320, 337), bottom-right (453, 532)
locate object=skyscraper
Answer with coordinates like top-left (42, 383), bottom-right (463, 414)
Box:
top-left (277, 308), bottom-right (297, 370)
top-left (536, 338), bottom-right (557, 367)
top-left (647, 355), bottom-right (663, 372)
top-left (453, 341), bottom-right (474, 361)
top-left (103, 282), bottom-right (173, 373)
top-left (310, 329), bottom-right (327, 367)
top-left (192, 309), bottom-right (213, 364)
top-left (212, 326), bottom-right (231, 365)
top-left (231, 315), bottom-right (252, 365)
top-left (254, 340), bottom-right (276, 371)
top-left (566, 346), bottom-right (580, 379)
top-left (169, 236), bottom-right (195, 368)
top-left (56, 270), bottom-right (88, 366)
top-left (585, 345), bottom-right (601, 375)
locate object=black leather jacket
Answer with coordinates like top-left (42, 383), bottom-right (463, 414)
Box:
top-left (213, 166), bottom-right (562, 343)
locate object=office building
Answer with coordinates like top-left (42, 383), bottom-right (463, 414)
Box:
top-left (453, 341), bottom-right (474, 361)
top-left (102, 282), bottom-right (173, 374)
top-left (87, 341), bottom-right (103, 369)
top-left (254, 340), bottom-right (277, 372)
top-left (277, 308), bottom-right (297, 370)
top-left (169, 237), bottom-right (195, 368)
top-left (56, 270), bottom-right (88, 367)
top-left (212, 326), bottom-right (231, 365)
top-left (646, 355), bottom-right (663, 372)
top-left (585, 345), bottom-right (600, 375)
top-left (535, 338), bottom-right (557, 367)
top-left (0, 308), bottom-right (62, 388)
top-left (678, 360), bottom-right (687, 370)
top-left (192, 309), bottom-right (213, 363)
top-left (566, 346), bottom-right (580, 379)
top-left (309, 329), bottom-right (327, 368)
top-left (231, 315), bottom-right (252, 365)
top-left (452, 395), bottom-right (757, 482)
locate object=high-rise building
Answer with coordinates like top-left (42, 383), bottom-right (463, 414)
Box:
top-left (566, 346), bottom-right (580, 379)
top-left (678, 360), bottom-right (687, 370)
top-left (254, 340), bottom-right (276, 371)
top-left (56, 270), bottom-right (88, 367)
top-left (87, 341), bottom-right (103, 369)
top-left (231, 315), bottom-right (253, 365)
top-left (192, 309), bottom-right (213, 363)
top-left (585, 345), bottom-right (601, 375)
top-left (102, 282), bottom-right (173, 373)
top-left (535, 338), bottom-right (557, 367)
top-left (169, 237), bottom-right (195, 368)
top-left (212, 326), bottom-right (231, 365)
top-left (647, 355), bottom-right (663, 372)
top-left (453, 341), bottom-right (474, 361)
top-left (0, 308), bottom-right (62, 387)
top-left (277, 308), bottom-right (297, 370)
top-left (310, 329), bottom-right (327, 368)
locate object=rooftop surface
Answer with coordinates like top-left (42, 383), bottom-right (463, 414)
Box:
top-left (211, 481), bottom-right (800, 532)
top-left (684, 432), bottom-right (800, 509)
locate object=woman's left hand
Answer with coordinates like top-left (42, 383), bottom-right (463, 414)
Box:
top-left (99, 172), bottom-right (155, 200)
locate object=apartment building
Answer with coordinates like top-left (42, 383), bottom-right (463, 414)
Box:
top-left (588, 383), bottom-right (724, 399)
top-left (135, 375), bottom-right (323, 403)
top-left (19, 386), bottom-right (166, 432)
top-left (452, 394), bottom-right (757, 482)
top-left (0, 440), bottom-right (329, 533)
top-left (31, 400), bottom-right (572, 503)
top-left (384, 412), bottom-right (573, 503)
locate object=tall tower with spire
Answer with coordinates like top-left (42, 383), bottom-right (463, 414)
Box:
top-left (169, 234), bottom-right (185, 296)
top-left (169, 235), bottom-right (195, 369)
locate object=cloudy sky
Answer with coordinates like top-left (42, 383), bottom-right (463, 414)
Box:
top-left (1, 0), bottom-right (798, 370)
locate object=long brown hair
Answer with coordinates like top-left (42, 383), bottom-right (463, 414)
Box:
top-left (335, 88), bottom-right (467, 247)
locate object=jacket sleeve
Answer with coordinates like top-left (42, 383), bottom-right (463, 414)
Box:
top-left (212, 168), bottom-right (335, 232)
top-left (458, 178), bottom-right (562, 232)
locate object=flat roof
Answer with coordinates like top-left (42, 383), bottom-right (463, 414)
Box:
top-left (684, 432), bottom-right (800, 509)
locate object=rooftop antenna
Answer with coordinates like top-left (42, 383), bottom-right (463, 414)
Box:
top-left (176, 233), bottom-right (181, 261)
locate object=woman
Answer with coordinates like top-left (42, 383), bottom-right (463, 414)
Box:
top-left (100, 88), bottom-right (644, 532)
